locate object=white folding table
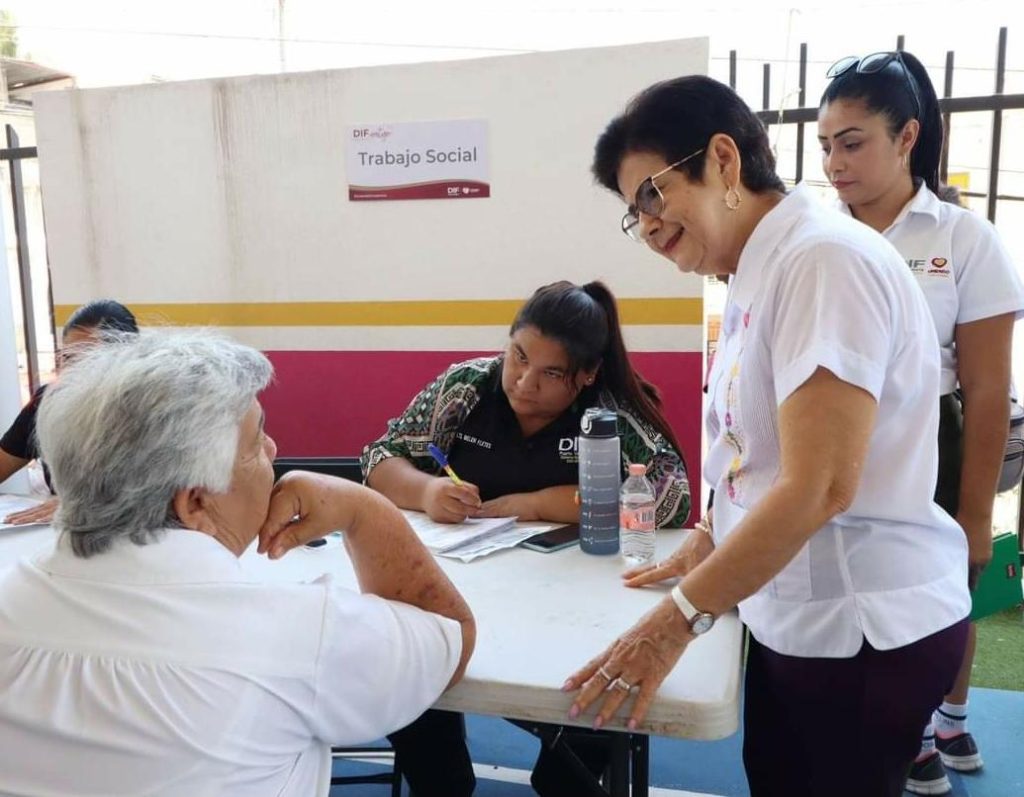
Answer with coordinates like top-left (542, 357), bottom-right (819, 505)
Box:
top-left (0, 521), bottom-right (743, 796)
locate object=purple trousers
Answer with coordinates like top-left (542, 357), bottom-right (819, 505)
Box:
top-left (743, 618), bottom-right (969, 797)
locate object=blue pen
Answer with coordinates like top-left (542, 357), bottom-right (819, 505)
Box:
top-left (427, 443), bottom-right (464, 486)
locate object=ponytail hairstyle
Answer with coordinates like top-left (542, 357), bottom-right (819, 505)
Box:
top-left (820, 50), bottom-right (942, 194)
top-left (510, 280), bottom-right (683, 456)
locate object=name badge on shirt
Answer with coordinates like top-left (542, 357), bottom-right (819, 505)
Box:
top-left (456, 432), bottom-right (493, 450)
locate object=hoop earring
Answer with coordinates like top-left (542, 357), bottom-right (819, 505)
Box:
top-left (724, 186), bottom-right (741, 211)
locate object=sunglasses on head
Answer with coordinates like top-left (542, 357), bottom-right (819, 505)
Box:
top-left (826, 51), bottom-right (922, 117)
top-left (621, 147), bottom-right (705, 243)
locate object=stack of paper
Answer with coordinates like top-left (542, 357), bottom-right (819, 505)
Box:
top-left (400, 510), bottom-right (563, 562)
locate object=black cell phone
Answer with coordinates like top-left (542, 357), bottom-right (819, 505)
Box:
top-left (521, 524), bottom-right (581, 553)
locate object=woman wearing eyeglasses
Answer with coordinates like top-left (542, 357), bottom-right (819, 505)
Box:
top-left (818, 50), bottom-right (1024, 795)
top-left (563, 75), bottom-right (972, 797)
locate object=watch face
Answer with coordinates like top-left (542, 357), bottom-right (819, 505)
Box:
top-left (692, 613), bottom-right (715, 635)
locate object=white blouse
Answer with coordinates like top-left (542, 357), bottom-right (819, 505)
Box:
top-left (0, 529), bottom-right (462, 796)
top-left (704, 184), bottom-right (970, 658)
top-left (838, 184), bottom-right (1024, 394)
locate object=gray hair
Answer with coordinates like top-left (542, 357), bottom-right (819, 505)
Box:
top-left (36, 330), bottom-right (273, 557)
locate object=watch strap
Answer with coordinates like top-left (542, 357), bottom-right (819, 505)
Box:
top-left (670, 583), bottom-right (700, 623)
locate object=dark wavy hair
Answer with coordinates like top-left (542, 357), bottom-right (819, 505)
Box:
top-left (593, 75), bottom-right (786, 196)
top-left (819, 50), bottom-right (942, 194)
top-left (510, 280), bottom-right (683, 456)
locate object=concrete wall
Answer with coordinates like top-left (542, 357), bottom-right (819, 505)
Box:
top-left (35, 38), bottom-right (709, 522)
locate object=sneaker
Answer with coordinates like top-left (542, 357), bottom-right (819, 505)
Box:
top-left (937, 732), bottom-right (984, 772)
top-left (905, 752), bottom-right (952, 795)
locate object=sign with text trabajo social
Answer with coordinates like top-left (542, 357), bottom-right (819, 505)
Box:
top-left (346, 119), bottom-right (489, 201)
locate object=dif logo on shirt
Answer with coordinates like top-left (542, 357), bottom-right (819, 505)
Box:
top-left (559, 437), bottom-right (579, 464)
top-left (907, 256), bottom-right (951, 276)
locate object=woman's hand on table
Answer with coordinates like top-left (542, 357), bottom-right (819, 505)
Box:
top-left (563, 598), bottom-right (693, 731)
top-left (422, 477), bottom-right (481, 523)
top-left (477, 492), bottom-right (539, 521)
top-left (3, 497), bottom-right (59, 526)
top-left (622, 522), bottom-right (715, 587)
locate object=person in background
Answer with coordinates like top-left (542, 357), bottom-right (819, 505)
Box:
top-left (0, 330), bottom-right (474, 797)
top-left (819, 50), bottom-right (1024, 795)
top-left (361, 279), bottom-right (691, 797)
top-left (0, 299), bottom-right (139, 525)
top-left (565, 74), bottom-right (970, 797)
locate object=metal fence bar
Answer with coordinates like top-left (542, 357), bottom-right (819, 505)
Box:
top-left (0, 146), bottom-right (37, 161)
top-left (756, 92), bottom-right (1024, 126)
top-left (795, 43), bottom-right (807, 184)
top-left (729, 50), bottom-right (737, 90)
top-left (762, 63), bottom-right (771, 112)
top-left (5, 125), bottom-right (39, 392)
top-left (987, 26), bottom-right (1007, 223)
top-left (940, 50), bottom-right (954, 182)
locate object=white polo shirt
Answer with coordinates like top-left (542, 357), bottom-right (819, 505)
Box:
top-left (704, 184), bottom-right (970, 658)
top-left (838, 184), bottom-right (1024, 393)
top-left (0, 528), bottom-right (462, 797)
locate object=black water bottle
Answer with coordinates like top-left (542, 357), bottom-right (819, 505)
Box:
top-left (578, 407), bottom-right (620, 555)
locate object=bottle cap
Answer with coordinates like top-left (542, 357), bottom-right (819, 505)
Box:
top-left (628, 463), bottom-right (647, 476)
top-left (580, 407), bottom-right (618, 438)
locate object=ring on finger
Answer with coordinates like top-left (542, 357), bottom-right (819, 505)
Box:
top-left (612, 677), bottom-right (633, 692)
top-left (597, 666), bottom-right (613, 681)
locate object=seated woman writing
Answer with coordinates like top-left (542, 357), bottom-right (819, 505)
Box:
top-left (360, 279), bottom-right (691, 797)
top-left (362, 279), bottom-right (690, 527)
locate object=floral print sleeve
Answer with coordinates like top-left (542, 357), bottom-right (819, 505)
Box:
top-left (606, 393), bottom-right (691, 529)
top-left (360, 357), bottom-right (498, 481)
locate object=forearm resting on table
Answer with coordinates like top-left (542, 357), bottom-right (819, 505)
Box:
top-left (527, 484), bottom-right (580, 524)
top-left (343, 482), bottom-right (476, 682)
top-left (366, 455), bottom-right (434, 511)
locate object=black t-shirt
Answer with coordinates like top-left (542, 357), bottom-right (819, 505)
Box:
top-left (0, 384), bottom-right (46, 461)
top-left (446, 365), bottom-right (608, 501)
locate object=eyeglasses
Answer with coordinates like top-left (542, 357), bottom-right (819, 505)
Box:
top-left (621, 147), bottom-right (705, 243)
top-left (826, 51), bottom-right (921, 117)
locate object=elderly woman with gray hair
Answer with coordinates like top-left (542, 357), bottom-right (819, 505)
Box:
top-left (0, 330), bottom-right (475, 797)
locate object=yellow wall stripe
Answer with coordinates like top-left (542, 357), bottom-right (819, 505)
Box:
top-left (55, 298), bottom-right (703, 328)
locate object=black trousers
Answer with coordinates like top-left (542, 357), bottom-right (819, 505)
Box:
top-left (935, 392), bottom-right (963, 516)
top-left (527, 723), bottom-right (612, 797)
top-left (743, 619), bottom-right (968, 797)
top-left (387, 709), bottom-right (475, 797)
top-left (388, 710), bottom-right (612, 797)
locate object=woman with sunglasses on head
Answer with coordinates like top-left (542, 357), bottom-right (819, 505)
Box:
top-left (819, 51), bottom-right (1024, 796)
top-left (1, 299), bottom-right (139, 526)
top-left (361, 279), bottom-right (691, 797)
top-left (564, 75), bottom-right (972, 797)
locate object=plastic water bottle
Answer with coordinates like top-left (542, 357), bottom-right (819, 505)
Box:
top-left (578, 407), bottom-right (620, 555)
top-left (620, 463), bottom-right (656, 566)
